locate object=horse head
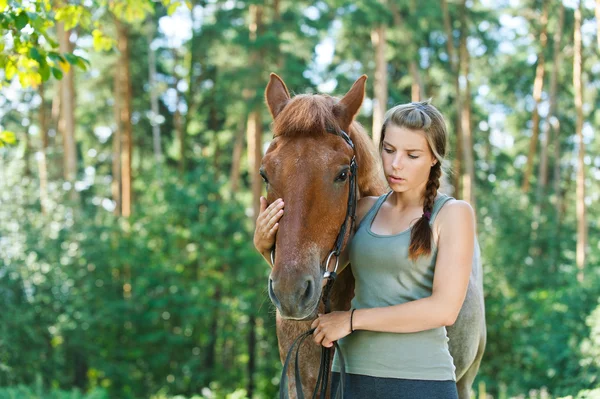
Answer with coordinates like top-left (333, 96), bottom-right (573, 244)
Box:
top-left (261, 74), bottom-right (372, 320)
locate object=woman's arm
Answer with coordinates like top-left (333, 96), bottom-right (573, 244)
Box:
top-left (352, 200), bottom-right (475, 333)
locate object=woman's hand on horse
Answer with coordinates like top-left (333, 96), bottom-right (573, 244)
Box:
top-left (253, 196), bottom-right (284, 253)
top-left (311, 311), bottom-right (352, 348)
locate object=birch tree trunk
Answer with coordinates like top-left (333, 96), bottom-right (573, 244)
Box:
top-left (147, 24), bottom-right (162, 166)
top-left (596, 0), bottom-right (600, 52)
top-left (246, 5), bottom-right (264, 395)
top-left (522, 0), bottom-right (549, 194)
top-left (573, 2), bottom-right (587, 282)
top-left (459, 0), bottom-right (475, 209)
top-left (37, 84), bottom-right (49, 215)
top-left (116, 20), bottom-right (132, 218)
top-left (442, 0), bottom-right (462, 198)
top-left (112, 61), bottom-right (122, 217)
top-left (539, 3), bottom-right (564, 198)
top-left (371, 25), bottom-right (387, 146)
top-left (57, 22), bottom-right (78, 201)
top-left (229, 116), bottom-right (246, 194)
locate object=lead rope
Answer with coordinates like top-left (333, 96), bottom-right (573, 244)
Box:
top-left (278, 270), bottom-right (347, 399)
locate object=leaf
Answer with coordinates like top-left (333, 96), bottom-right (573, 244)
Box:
top-left (29, 47), bottom-right (43, 63)
top-left (5, 61), bottom-right (17, 80)
top-left (47, 51), bottom-right (65, 64)
top-left (0, 0), bottom-right (7, 12)
top-left (92, 29), bottom-right (113, 52)
top-left (59, 59), bottom-right (70, 73)
top-left (15, 12), bottom-right (29, 30)
top-left (75, 55), bottom-right (89, 71)
top-left (18, 71), bottom-right (41, 88)
top-left (0, 131), bottom-right (16, 145)
top-left (167, 2), bottom-right (179, 15)
top-left (39, 62), bottom-right (50, 81)
top-left (64, 53), bottom-right (79, 65)
top-left (51, 66), bottom-right (63, 80)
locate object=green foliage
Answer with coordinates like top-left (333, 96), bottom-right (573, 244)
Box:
top-left (1, 0), bottom-right (599, 398)
top-left (0, 0), bottom-right (184, 88)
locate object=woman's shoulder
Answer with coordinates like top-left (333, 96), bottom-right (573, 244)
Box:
top-left (355, 195), bottom-right (382, 227)
top-left (436, 198), bottom-right (475, 229)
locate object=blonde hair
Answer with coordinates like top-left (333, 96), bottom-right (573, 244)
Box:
top-left (379, 100), bottom-right (449, 261)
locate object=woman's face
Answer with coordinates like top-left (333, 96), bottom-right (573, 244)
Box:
top-left (381, 124), bottom-right (437, 193)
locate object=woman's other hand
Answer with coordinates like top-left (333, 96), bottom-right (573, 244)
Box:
top-left (311, 311), bottom-right (353, 348)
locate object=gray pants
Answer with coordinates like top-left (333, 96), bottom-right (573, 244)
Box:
top-left (331, 372), bottom-right (458, 399)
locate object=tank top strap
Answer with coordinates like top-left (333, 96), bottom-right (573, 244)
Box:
top-left (429, 193), bottom-right (454, 225)
top-left (356, 190), bottom-right (393, 231)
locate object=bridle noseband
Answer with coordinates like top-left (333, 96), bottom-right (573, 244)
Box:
top-left (272, 128), bottom-right (358, 399)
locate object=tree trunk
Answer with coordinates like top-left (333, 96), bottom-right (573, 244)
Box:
top-left (247, 110), bottom-right (262, 220)
top-left (203, 286), bottom-right (221, 383)
top-left (390, 4), bottom-right (423, 103)
top-left (247, 313), bottom-right (256, 398)
top-left (522, 0), bottom-right (549, 194)
top-left (37, 84), bottom-right (49, 215)
top-left (147, 24), bottom-right (162, 166)
top-left (441, 0), bottom-right (462, 198)
top-left (112, 60), bottom-right (122, 217)
top-left (117, 20), bottom-right (132, 218)
top-left (459, 0), bottom-right (475, 209)
top-left (539, 3), bottom-right (563, 197)
top-left (57, 22), bottom-right (78, 201)
top-left (174, 89), bottom-right (185, 174)
top-left (23, 115), bottom-right (31, 177)
top-left (229, 116), bottom-right (246, 194)
top-left (409, 61), bottom-right (424, 101)
top-left (246, 5), bottom-right (264, 394)
top-left (184, 0), bottom-right (202, 147)
top-left (596, 0), bottom-right (600, 52)
top-left (371, 25), bottom-right (387, 146)
top-left (573, 2), bottom-right (586, 282)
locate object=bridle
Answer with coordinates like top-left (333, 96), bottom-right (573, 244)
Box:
top-left (271, 128), bottom-right (358, 399)
top-left (270, 128), bottom-right (358, 277)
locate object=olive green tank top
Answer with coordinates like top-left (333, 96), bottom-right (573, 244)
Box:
top-left (331, 190), bottom-right (457, 381)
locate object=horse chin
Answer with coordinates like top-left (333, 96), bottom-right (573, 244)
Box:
top-left (278, 299), bottom-right (320, 321)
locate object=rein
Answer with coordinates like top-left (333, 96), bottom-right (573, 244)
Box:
top-left (271, 128), bottom-right (358, 398)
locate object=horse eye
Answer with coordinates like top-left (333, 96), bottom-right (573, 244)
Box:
top-left (259, 171), bottom-right (269, 184)
top-left (335, 170), bottom-right (349, 182)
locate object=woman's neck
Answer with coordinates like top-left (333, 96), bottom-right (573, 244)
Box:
top-left (387, 183), bottom-right (428, 211)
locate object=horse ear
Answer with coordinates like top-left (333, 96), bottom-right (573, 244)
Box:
top-left (334, 75), bottom-right (367, 131)
top-left (265, 73), bottom-right (291, 119)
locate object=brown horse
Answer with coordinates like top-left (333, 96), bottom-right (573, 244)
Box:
top-left (261, 73), bottom-right (486, 398)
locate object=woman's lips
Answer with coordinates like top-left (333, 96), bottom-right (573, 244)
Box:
top-left (388, 176), bottom-right (405, 184)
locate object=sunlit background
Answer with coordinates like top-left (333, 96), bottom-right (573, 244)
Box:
top-left (0, 0), bottom-right (599, 398)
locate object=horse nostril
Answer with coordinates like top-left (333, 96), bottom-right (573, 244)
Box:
top-left (269, 278), bottom-right (281, 309)
top-left (301, 277), bottom-right (314, 305)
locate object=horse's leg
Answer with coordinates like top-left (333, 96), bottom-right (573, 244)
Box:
top-left (447, 278), bottom-right (486, 398)
top-left (456, 335), bottom-right (486, 399)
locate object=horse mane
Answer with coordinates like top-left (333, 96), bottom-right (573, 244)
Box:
top-left (273, 94), bottom-right (387, 198)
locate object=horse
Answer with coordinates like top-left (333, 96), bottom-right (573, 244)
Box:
top-left (261, 73), bottom-right (486, 399)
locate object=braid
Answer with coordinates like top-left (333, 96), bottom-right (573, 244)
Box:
top-left (423, 163), bottom-right (442, 215)
top-left (408, 162), bottom-right (442, 261)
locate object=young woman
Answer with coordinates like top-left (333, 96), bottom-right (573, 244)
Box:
top-left (253, 101), bottom-right (475, 398)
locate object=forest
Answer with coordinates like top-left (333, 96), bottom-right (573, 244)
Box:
top-left (0, 0), bottom-right (599, 398)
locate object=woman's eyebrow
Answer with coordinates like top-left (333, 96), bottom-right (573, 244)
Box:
top-left (382, 141), bottom-right (424, 152)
